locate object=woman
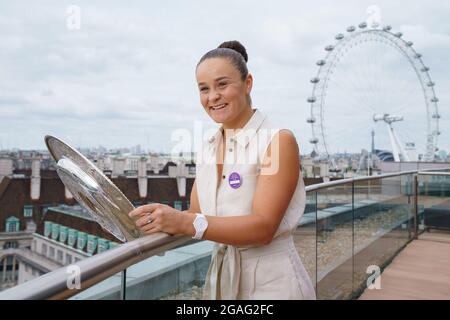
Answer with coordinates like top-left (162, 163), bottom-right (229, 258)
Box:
top-left (129, 41), bottom-right (316, 300)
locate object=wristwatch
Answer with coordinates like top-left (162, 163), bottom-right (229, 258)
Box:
top-left (192, 213), bottom-right (208, 240)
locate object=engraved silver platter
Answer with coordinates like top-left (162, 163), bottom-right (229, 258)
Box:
top-left (45, 135), bottom-right (142, 242)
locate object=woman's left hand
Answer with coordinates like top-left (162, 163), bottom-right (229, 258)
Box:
top-left (128, 203), bottom-right (188, 236)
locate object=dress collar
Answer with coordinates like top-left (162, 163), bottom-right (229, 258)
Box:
top-left (207, 109), bottom-right (266, 149)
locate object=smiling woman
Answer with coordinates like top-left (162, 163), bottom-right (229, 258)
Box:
top-left (129, 40), bottom-right (316, 300)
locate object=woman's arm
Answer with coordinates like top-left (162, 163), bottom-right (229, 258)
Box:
top-left (129, 129), bottom-right (300, 246)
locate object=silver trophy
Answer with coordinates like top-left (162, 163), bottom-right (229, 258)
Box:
top-left (45, 135), bottom-right (143, 242)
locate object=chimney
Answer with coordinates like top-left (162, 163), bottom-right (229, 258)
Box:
top-left (175, 160), bottom-right (187, 197)
top-left (112, 157), bottom-right (125, 177)
top-left (65, 186), bottom-right (73, 200)
top-left (96, 157), bottom-right (105, 172)
top-left (138, 157), bottom-right (148, 198)
top-left (0, 156), bottom-right (13, 181)
top-left (31, 158), bottom-right (41, 200)
top-left (150, 156), bottom-right (160, 174)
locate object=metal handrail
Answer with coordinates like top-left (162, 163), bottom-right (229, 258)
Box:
top-left (0, 233), bottom-right (191, 300)
top-left (418, 171), bottom-right (450, 176)
top-left (305, 170), bottom-right (417, 192)
top-left (1, 168), bottom-right (449, 300)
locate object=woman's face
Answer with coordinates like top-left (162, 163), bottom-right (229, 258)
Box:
top-left (196, 57), bottom-right (252, 125)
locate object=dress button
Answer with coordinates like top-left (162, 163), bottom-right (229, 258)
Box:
top-left (222, 175), bottom-right (226, 179)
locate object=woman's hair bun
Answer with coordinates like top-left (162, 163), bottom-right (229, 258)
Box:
top-left (218, 40), bottom-right (248, 63)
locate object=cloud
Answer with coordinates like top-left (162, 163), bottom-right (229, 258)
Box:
top-left (0, 0), bottom-right (448, 156)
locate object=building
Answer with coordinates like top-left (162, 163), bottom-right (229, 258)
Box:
top-left (0, 154), bottom-right (195, 290)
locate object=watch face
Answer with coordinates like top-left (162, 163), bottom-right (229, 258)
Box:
top-left (195, 217), bottom-right (207, 231)
top-left (197, 220), bottom-right (207, 230)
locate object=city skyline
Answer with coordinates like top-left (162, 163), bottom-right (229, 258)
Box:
top-left (0, 1), bottom-right (449, 155)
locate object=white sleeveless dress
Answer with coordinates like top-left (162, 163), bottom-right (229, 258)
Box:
top-left (195, 109), bottom-right (316, 300)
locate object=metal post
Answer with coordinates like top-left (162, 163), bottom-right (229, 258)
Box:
top-left (351, 180), bottom-right (355, 292)
top-left (2, 257), bottom-right (6, 284)
top-left (12, 255), bottom-right (16, 284)
top-left (120, 269), bottom-right (126, 300)
top-left (414, 174), bottom-right (419, 239)
top-left (315, 191), bottom-right (318, 298)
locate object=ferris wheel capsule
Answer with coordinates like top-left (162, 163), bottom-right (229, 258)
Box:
top-left (347, 26), bottom-right (356, 32)
top-left (335, 33), bottom-right (344, 40)
top-left (306, 117), bottom-right (316, 124)
top-left (309, 138), bottom-right (319, 144)
top-left (394, 32), bottom-right (403, 38)
top-left (325, 45), bottom-right (334, 51)
top-left (307, 96), bottom-right (317, 103)
top-left (383, 25), bottom-right (392, 31)
top-left (310, 77), bottom-right (320, 83)
top-left (358, 22), bottom-right (367, 29)
top-left (415, 53), bottom-right (422, 58)
top-left (421, 66), bottom-right (430, 72)
top-left (432, 113), bottom-right (441, 119)
top-left (406, 41), bottom-right (413, 47)
top-left (431, 97), bottom-right (439, 103)
top-left (427, 81), bottom-right (435, 87)
top-left (316, 60), bottom-right (326, 66)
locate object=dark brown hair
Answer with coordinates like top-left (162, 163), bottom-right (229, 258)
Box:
top-left (197, 40), bottom-right (249, 81)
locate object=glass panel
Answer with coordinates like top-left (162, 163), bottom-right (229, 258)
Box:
top-left (316, 182), bottom-right (353, 300)
top-left (124, 241), bottom-right (213, 299)
top-left (295, 191), bottom-right (317, 293)
top-left (353, 174), bottom-right (414, 296)
top-left (69, 271), bottom-right (123, 300)
top-left (418, 173), bottom-right (450, 231)
top-left (173, 201), bottom-right (183, 211)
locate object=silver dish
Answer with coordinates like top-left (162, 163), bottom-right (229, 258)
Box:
top-left (45, 135), bottom-right (143, 242)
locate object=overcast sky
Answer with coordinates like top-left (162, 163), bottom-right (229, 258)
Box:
top-left (0, 0), bottom-right (449, 156)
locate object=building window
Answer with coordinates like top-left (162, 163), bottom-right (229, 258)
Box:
top-left (49, 247), bottom-right (55, 259)
top-left (5, 217), bottom-right (20, 232)
top-left (23, 205), bottom-right (33, 218)
top-left (51, 224), bottom-right (60, 241)
top-left (41, 243), bottom-right (48, 256)
top-left (173, 201), bottom-right (183, 211)
top-left (57, 250), bottom-right (63, 263)
top-left (59, 226), bottom-right (68, 244)
top-left (44, 221), bottom-right (52, 237)
top-left (66, 254), bottom-right (72, 265)
top-left (77, 232), bottom-right (87, 251)
top-left (3, 241), bottom-right (18, 249)
top-left (68, 229), bottom-right (78, 247)
top-left (87, 235), bottom-right (98, 255)
top-left (97, 239), bottom-right (110, 253)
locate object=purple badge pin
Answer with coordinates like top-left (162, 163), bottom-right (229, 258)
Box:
top-left (228, 172), bottom-right (242, 189)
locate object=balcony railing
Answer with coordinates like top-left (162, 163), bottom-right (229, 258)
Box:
top-left (1, 168), bottom-right (449, 300)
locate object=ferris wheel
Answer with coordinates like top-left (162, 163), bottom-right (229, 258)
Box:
top-left (307, 22), bottom-right (440, 163)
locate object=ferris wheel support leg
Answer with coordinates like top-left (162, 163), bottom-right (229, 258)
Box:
top-left (387, 124), bottom-right (410, 162)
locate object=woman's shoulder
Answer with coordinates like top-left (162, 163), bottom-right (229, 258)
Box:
top-left (258, 115), bottom-right (298, 146)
